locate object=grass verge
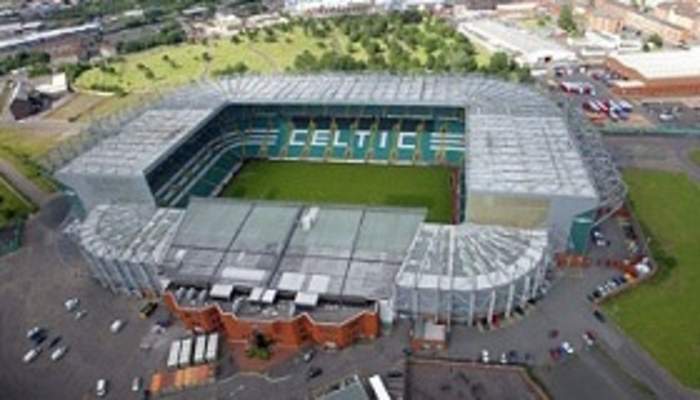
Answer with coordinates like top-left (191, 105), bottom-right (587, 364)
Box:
top-left (604, 169), bottom-right (700, 388)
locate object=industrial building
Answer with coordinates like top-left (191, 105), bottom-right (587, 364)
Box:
top-left (606, 47), bottom-right (700, 97)
top-left (0, 22), bottom-right (100, 61)
top-left (457, 19), bottom-right (577, 67)
top-left (56, 74), bottom-right (624, 348)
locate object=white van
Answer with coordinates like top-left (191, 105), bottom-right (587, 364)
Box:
top-left (96, 379), bottom-right (108, 397)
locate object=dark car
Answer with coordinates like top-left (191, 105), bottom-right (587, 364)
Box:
top-left (387, 370), bottom-right (403, 378)
top-left (307, 366), bottom-right (323, 380)
top-left (593, 310), bottom-right (606, 323)
top-left (48, 336), bottom-right (62, 348)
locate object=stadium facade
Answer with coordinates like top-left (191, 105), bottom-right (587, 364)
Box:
top-left (55, 74), bottom-right (625, 347)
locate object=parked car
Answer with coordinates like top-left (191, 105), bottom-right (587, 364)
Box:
top-left (480, 349), bottom-right (490, 363)
top-left (64, 298), bottom-right (79, 312)
top-left (593, 310), bottom-right (606, 323)
top-left (48, 336), bottom-right (62, 348)
top-left (387, 370), bottom-right (403, 378)
top-left (50, 346), bottom-right (68, 362)
top-left (549, 347), bottom-right (561, 361)
top-left (110, 319), bottom-right (125, 334)
top-left (500, 352), bottom-right (508, 364)
top-left (96, 379), bottom-right (108, 397)
top-left (26, 326), bottom-right (43, 340)
top-left (75, 310), bottom-right (87, 320)
top-left (561, 341), bottom-right (575, 355)
top-left (23, 348), bottom-right (41, 363)
top-left (302, 349), bottom-right (315, 363)
top-left (139, 302), bottom-right (158, 319)
top-left (582, 331), bottom-right (596, 346)
top-left (131, 377), bottom-right (142, 392)
top-left (306, 366), bottom-right (323, 380)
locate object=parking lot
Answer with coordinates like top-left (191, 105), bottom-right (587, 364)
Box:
top-left (0, 197), bottom-right (185, 400)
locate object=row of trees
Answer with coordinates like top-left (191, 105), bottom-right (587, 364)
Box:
top-left (0, 51), bottom-right (50, 76)
top-left (116, 22), bottom-right (186, 54)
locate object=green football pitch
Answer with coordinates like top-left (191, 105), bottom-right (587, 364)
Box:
top-left (219, 161), bottom-right (454, 223)
top-left (605, 169), bottom-right (700, 388)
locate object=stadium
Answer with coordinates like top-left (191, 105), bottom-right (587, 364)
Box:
top-left (54, 74), bottom-right (625, 347)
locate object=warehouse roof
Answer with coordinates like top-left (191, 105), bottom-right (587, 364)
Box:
top-left (0, 22), bottom-right (99, 51)
top-left (458, 19), bottom-right (575, 64)
top-left (609, 47), bottom-right (700, 80)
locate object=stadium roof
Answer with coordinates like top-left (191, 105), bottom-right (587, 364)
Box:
top-left (58, 74), bottom-right (596, 199)
top-left (159, 198), bottom-right (427, 300)
top-left (395, 223), bottom-right (548, 291)
top-left (60, 109), bottom-right (215, 176)
top-left (468, 115), bottom-right (597, 198)
top-left (609, 47), bottom-right (700, 80)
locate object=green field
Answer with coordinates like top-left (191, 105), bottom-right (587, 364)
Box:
top-left (0, 128), bottom-right (61, 192)
top-left (0, 176), bottom-right (34, 227)
top-left (220, 161), bottom-right (453, 223)
top-left (690, 148), bottom-right (700, 167)
top-left (75, 17), bottom-right (492, 95)
top-left (604, 169), bottom-right (700, 388)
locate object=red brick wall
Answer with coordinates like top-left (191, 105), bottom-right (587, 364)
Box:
top-left (163, 293), bottom-right (379, 349)
top-left (605, 57), bottom-right (700, 97)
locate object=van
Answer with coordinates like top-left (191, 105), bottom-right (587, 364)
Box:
top-left (96, 379), bottom-right (108, 397)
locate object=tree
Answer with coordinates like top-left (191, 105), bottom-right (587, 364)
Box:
top-left (558, 5), bottom-right (577, 34)
top-left (487, 52), bottom-right (511, 75)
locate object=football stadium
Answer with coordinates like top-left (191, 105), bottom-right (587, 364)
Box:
top-left (54, 74), bottom-right (625, 347)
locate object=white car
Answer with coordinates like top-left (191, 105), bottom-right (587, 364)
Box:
top-left (23, 348), bottom-right (41, 363)
top-left (64, 298), bottom-right (79, 312)
top-left (561, 341), bottom-right (575, 354)
top-left (75, 310), bottom-right (87, 320)
top-left (110, 319), bottom-right (125, 334)
top-left (26, 326), bottom-right (42, 340)
top-left (96, 379), bottom-right (108, 397)
top-left (480, 349), bottom-right (490, 363)
top-left (50, 346), bottom-right (68, 361)
top-left (131, 377), bottom-right (142, 392)
top-left (500, 352), bottom-right (508, 364)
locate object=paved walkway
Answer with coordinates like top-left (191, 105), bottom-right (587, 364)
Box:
top-left (0, 159), bottom-right (50, 206)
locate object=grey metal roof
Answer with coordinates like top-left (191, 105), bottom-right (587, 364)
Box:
top-left (60, 108), bottom-right (214, 176)
top-left (396, 223), bottom-right (549, 291)
top-left (467, 114), bottom-right (597, 198)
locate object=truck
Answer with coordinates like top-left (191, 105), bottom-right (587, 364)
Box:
top-left (178, 338), bottom-right (192, 368)
top-left (194, 335), bottom-right (207, 365)
top-left (206, 333), bottom-right (219, 363)
top-left (167, 340), bottom-right (181, 369)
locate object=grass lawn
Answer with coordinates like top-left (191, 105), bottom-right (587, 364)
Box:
top-left (690, 148), bottom-right (700, 167)
top-left (604, 169), bottom-right (700, 388)
top-left (76, 26), bottom-right (362, 93)
top-left (0, 176), bottom-right (34, 227)
top-left (220, 161), bottom-right (453, 223)
top-left (0, 128), bottom-right (61, 192)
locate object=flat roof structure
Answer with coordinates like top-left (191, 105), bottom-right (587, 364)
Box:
top-left (157, 198), bottom-right (427, 300)
top-left (468, 115), bottom-right (597, 198)
top-left (458, 19), bottom-right (576, 66)
top-left (60, 109), bottom-right (215, 177)
top-left (608, 47), bottom-right (700, 80)
top-left (0, 22), bottom-right (99, 52)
